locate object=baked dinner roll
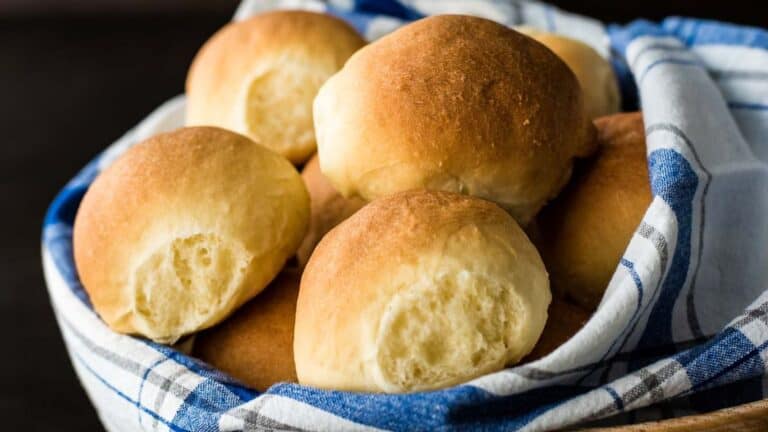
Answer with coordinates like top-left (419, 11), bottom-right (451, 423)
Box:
top-left (194, 270), bottom-right (300, 391)
top-left (296, 154), bottom-right (366, 267)
top-left (523, 296), bottom-right (591, 362)
top-left (295, 190), bottom-right (551, 393)
top-left (535, 112), bottom-right (651, 309)
top-left (186, 11), bottom-right (366, 164)
top-left (313, 15), bottom-right (596, 225)
top-left (515, 27), bottom-right (621, 119)
top-left (73, 127), bottom-right (309, 343)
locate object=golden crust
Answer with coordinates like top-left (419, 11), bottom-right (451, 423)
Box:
top-left (186, 10), bottom-right (366, 164)
top-left (193, 270), bottom-right (300, 391)
top-left (314, 15), bottom-right (596, 224)
top-left (295, 190), bottom-right (550, 392)
top-left (73, 127), bottom-right (309, 342)
top-left (535, 112), bottom-right (651, 309)
top-left (296, 154), bottom-right (366, 267)
top-left (516, 28), bottom-right (621, 119)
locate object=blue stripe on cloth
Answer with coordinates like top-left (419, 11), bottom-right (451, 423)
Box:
top-left (43, 184), bottom-right (88, 227)
top-left (607, 20), bottom-right (669, 110)
top-left (269, 383), bottom-right (487, 430)
top-left (72, 352), bottom-right (189, 432)
top-left (608, 20), bottom-right (672, 58)
top-left (637, 58), bottom-right (703, 84)
top-left (145, 341), bottom-right (258, 402)
top-left (352, 0), bottom-right (423, 21)
top-left (607, 44), bottom-right (639, 111)
top-left (603, 387), bottom-right (624, 411)
top-left (42, 223), bottom-right (91, 306)
top-left (268, 382), bottom-right (590, 431)
top-left (138, 357), bottom-right (169, 428)
top-left (662, 17), bottom-right (768, 48)
top-left (171, 379), bottom-right (252, 432)
top-left (634, 149), bottom-right (699, 356)
top-left (676, 329), bottom-right (767, 392)
top-left (621, 259), bottom-right (645, 310)
top-left (727, 101), bottom-right (768, 111)
top-left (325, 6), bottom-right (379, 37)
top-left (43, 152), bottom-right (104, 227)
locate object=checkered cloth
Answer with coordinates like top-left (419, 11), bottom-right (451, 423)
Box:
top-left (42, 1), bottom-right (768, 430)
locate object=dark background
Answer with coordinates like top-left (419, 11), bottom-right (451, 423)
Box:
top-left (0, 2), bottom-right (764, 431)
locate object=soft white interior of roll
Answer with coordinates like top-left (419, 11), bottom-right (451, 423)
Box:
top-left (131, 233), bottom-right (251, 343)
top-left (238, 58), bottom-right (329, 161)
top-left (373, 270), bottom-right (525, 392)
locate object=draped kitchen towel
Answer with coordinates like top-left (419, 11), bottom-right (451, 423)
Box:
top-left (42, 1), bottom-right (768, 430)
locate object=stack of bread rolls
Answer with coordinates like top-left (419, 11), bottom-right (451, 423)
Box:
top-left (73, 10), bottom-right (649, 393)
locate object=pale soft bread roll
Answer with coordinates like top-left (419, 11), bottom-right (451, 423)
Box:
top-left (73, 127), bottom-right (309, 343)
top-left (296, 154), bottom-right (366, 267)
top-left (535, 112), bottom-right (651, 309)
top-left (295, 190), bottom-right (551, 393)
top-left (194, 270), bottom-right (300, 391)
top-left (186, 11), bottom-right (366, 164)
top-left (523, 296), bottom-right (591, 362)
top-left (313, 15), bottom-right (596, 225)
top-left (515, 27), bottom-right (621, 119)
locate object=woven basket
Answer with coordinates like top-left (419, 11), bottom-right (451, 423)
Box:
top-left (591, 400), bottom-right (768, 431)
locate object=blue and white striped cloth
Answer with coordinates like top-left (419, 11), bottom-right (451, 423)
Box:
top-left (41, 1), bottom-right (768, 430)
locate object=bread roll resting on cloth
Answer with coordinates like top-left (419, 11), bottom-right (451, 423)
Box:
top-left (194, 270), bottom-right (300, 391)
top-left (295, 190), bottom-right (551, 393)
top-left (73, 127), bottom-right (309, 343)
top-left (313, 15), bottom-right (596, 225)
top-left (535, 112), bottom-right (651, 309)
top-left (186, 10), bottom-right (366, 164)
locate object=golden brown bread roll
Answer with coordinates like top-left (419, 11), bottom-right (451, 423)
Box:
top-left (523, 296), bottom-right (591, 362)
top-left (313, 15), bottom-right (596, 225)
top-left (516, 27), bottom-right (621, 119)
top-left (535, 112), bottom-right (651, 309)
top-left (296, 154), bottom-right (366, 267)
top-left (295, 190), bottom-right (551, 393)
top-left (73, 127), bottom-right (309, 343)
top-left (194, 270), bottom-right (300, 391)
top-left (186, 10), bottom-right (366, 164)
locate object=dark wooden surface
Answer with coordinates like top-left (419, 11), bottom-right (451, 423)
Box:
top-left (0, 2), bottom-right (763, 431)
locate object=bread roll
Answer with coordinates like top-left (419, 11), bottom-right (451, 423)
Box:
top-left (523, 297), bottom-right (591, 362)
top-left (73, 127), bottom-right (309, 343)
top-left (194, 270), bottom-right (300, 391)
top-left (295, 190), bottom-right (551, 393)
top-left (535, 112), bottom-right (651, 309)
top-left (515, 27), bottom-right (621, 119)
top-left (313, 15), bottom-right (596, 225)
top-left (296, 154), bottom-right (366, 267)
top-left (186, 11), bottom-right (366, 164)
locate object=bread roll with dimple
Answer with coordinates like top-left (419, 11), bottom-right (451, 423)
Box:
top-left (297, 154), bottom-right (366, 267)
top-left (186, 10), bottom-right (366, 164)
top-left (194, 270), bottom-right (300, 391)
top-left (515, 27), bottom-right (621, 119)
top-left (295, 190), bottom-right (551, 393)
top-left (313, 15), bottom-right (596, 225)
top-left (535, 112), bottom-right (651, 309)
top-left (73, 127), bottom-right (309, 343)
